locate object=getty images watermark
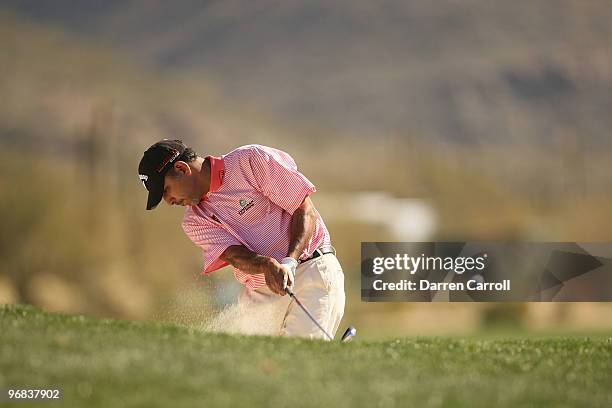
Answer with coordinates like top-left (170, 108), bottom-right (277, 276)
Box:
top-left (361, 242), bottom-right (612, 302)
top-left (371, 252), bottom-right (511, 292)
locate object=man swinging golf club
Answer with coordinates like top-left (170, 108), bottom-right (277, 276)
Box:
top-left (138, 140), bottom-right (347, 340)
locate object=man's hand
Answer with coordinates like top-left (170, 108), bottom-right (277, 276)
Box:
top-left (280, 257), bottom-right (298, 291)
top-left (263, 258), bottom-right (293, 295)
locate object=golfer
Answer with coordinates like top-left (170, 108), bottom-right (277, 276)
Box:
top-left (138, 140), bottom-right (345, 340)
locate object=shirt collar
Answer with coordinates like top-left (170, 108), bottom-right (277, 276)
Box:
top-left (203, 155), bottom-right (224, 200)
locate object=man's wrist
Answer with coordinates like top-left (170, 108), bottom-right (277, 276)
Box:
top-left (254, 255), bottom-right (276, 275)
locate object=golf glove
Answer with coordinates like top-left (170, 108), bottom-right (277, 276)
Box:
top-left (280, 257), bottom-right (298, 290)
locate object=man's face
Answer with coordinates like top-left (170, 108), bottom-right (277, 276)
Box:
top-left (162, 162), bottom-right (202, 207)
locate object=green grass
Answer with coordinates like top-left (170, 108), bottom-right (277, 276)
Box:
top-left (1, 305), bottom-right (610, 407)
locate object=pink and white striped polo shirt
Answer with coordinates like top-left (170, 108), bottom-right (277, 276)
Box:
top-left (182, 145), bottom-right (331, 290)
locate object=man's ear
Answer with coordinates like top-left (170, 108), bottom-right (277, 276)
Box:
top-left (174, 161), bottom-right (192, 176)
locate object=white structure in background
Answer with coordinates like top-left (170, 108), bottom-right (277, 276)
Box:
top-left (314, 191), bottom-right (437, 241)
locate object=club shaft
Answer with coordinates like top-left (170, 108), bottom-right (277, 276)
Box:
top-left (286, 288), bottom-right (333, 341)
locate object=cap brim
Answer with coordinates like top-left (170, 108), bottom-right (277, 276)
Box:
top-left (146, 186), bottom-right (164, 210)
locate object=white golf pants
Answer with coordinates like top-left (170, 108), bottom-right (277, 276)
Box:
top-left (238, 253), bottom-right (345, 341)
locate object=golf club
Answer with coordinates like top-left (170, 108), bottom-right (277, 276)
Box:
top-left (285, 287), bottom-right (357, 342)
top-left (285, 287), bottom-right (334, 341)
top-left (341, 325), bottom-right (357, 342)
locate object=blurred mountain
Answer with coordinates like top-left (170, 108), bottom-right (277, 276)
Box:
top-left (2, 0), bottom-right (612, 147)
top-left (0, 9), bottom-right (289, 161)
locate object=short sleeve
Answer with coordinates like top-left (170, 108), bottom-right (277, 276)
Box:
top-left (182, 216), bottom-right (242, 274)
top-left (246, 145), bottom-right (316, 214)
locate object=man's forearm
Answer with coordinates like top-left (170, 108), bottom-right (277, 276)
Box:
top-left (286, 196), bottom-right (317, 260)
top-left (220, 245), bottom-right (272, 275)
top-left (220, 245), bottom-right (291, 295)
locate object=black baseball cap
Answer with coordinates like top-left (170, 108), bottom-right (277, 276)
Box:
top-left (138, 139), bottom-right (186, 210)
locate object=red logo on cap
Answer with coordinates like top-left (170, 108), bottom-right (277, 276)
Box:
top-left (156, 149), bottom-right (181, 173)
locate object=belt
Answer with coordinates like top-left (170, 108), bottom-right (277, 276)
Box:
top-left (298, 245), bottom-right (336, 264)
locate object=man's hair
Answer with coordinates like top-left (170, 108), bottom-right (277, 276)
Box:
top-left (166, 147), bottom-right (198, 178)
top-left (177, 147), bottom-right (197, 163)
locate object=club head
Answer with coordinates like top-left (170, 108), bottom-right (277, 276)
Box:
top-left (340, 325), bottom-right (357, 343)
